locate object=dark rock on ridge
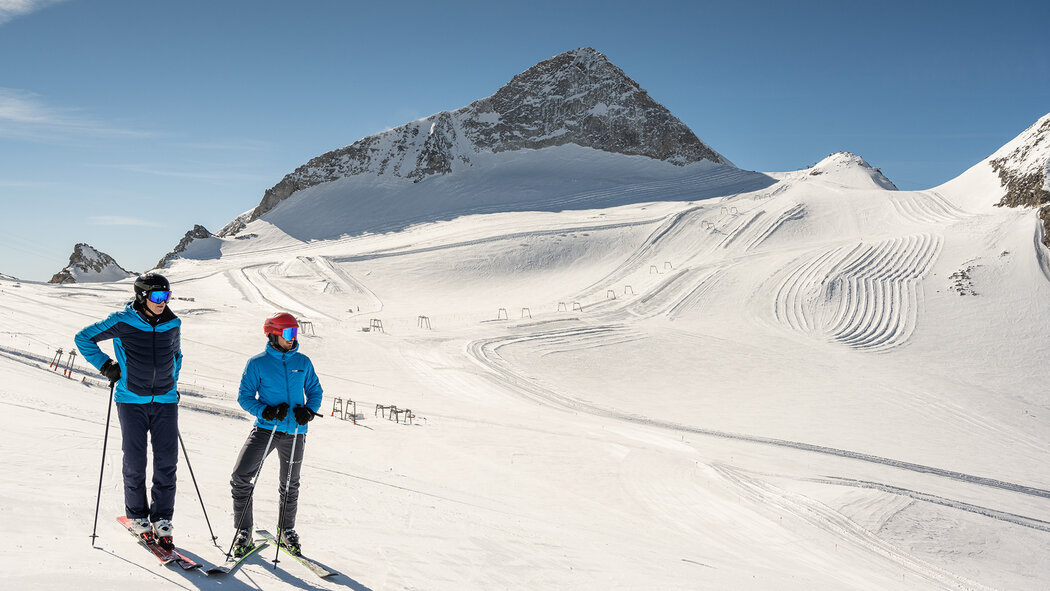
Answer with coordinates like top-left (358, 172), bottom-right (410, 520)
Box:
top-left (49, 243), bottom-right (135, 284)
top-left (156, 225), bottom-right (214, 269)
top-left (990, 115), bottom-right (1050, 246)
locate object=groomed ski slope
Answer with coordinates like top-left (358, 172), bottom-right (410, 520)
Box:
top-left (0, 146), bottom-right (1048, 590)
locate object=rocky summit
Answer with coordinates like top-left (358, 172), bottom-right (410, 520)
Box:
top-left (223, 48), bottom-right (728, 234)
top-left (156, 224), bottom-right (215, 269)
top-left (49, 243), bottom-right (135, 284)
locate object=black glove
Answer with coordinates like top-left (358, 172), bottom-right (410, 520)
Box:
top-left (293, 405), bottom-right (315, 425)
top-left (100, 360), bottom-right (121, 384)
top-left (261, 402), bottom-right (289, 421)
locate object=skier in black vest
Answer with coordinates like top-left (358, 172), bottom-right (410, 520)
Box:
top-left (75, 273), bottom-right (182, 550)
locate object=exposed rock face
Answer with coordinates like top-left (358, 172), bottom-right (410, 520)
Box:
top-left (463, 49), bottom-right (726, 164)
top-left (156, 225), bottom-right (214, 269)
top-left (217, 211), bottom-right (251, 237)
top-left (990, 114), bottom-right (1050, 246)
top-left (991, 116), bottom-right (1050, 208)
top-left (221, 48), bottom-right (729, 235)
top-left (49, 243), bottom-right (135, 284)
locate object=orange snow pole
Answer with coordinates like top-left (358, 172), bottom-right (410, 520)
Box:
top-left (63, 350), bottom-right (77, 378)
top-left (50, 348), bottom-right (63, 370)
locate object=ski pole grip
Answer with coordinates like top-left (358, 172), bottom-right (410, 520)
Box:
top-left (295, 404), bottom-right (324, 419)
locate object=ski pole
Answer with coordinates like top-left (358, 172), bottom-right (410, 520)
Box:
top-left (273, 424), bottom-right (301, 569)
top-left (178, 430), bottom-right (219, 546)
top-left (90, 380), bottom-right (116, 545)
top-left (224, 423), bottom-right (280, 560)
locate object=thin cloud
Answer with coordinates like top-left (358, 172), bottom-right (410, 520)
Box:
top-left (0, 179), bottom-right (50, 187)
top-left (0, 88), bottom-right (153, 140)
top-left (176, 140), bottom-right (273, 152)
top-left (0, 0), bottom-right (69, 26)
top-left (88, 162), bottom-right (267, 184)
top-left (0, 89), bottom-right (55, 124)
top-left (88, 216), bottom-right (162, 227)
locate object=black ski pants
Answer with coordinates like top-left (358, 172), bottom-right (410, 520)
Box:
top-left (230, 427), bottom-right (306, 530)
top-left (116, 401), bottom-right (179, 522)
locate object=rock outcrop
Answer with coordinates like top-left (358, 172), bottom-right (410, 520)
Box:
top-left (156, 225), bottom-right (222, 268)
top-left (156, 225), bottom-right (211, 268)
top-left (49, 243), bottom-right (135, 284)
top-left (990, 114), bottom-right (1050, 246)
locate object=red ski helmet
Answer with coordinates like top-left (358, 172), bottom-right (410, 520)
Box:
top-left (263, 312), bottom-right (299, 341)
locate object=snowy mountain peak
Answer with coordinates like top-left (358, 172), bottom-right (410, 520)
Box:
top-left (48, 243), bottom-right (135, 284)
top-left (806, 151), bottom-right (898, 190)
top-left (225, 48), bottom-right (730, 233)
top-left (156, 224), bottom-right (220, 269)
top-left (989, 112), bottom-right (1050, 209)
top-left (471, 47), bottom-right (729, 166)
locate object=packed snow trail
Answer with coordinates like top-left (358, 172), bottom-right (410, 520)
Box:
top-left (465, 331), bottom-right (1050, 500)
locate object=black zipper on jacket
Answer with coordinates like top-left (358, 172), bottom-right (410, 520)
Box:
top-left (284, 354), bottom-right (291, 407)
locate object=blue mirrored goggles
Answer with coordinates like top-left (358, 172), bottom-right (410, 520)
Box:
top-left (281, 327), bottom-right (298, 340)
top-left (147, 290), bottom-right (172, 304)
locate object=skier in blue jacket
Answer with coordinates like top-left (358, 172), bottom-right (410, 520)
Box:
top-left (229, 312), bottom-right (323, 557)
top-left (75, 273), bottom-right (182, 550)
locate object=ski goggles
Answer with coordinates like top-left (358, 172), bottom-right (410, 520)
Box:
top-left (281, 327), bottom-right (298, 340)
top-left (147, 290), bottom-right (172, 304)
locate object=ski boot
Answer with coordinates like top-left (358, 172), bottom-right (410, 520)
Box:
top-left (279, 528), bottom-right (301, 555)
top-left (153, 519), bottom-right (174, 551)
top-left (231, 528), bottom-right (255, 558)
top-left (126, 517), bottom-right (152, 537)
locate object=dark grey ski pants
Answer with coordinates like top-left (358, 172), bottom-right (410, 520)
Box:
top-left (230, 427), bottom-right (306, 530)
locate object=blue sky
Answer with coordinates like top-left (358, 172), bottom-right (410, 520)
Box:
top-left (1, 0), bottom-right (1047, 281)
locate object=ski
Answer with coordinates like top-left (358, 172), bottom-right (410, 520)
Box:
top-left (117, 516), bottom-right (198, 570)
top-left (256, 529), bottom-right (336, 578)
top-left (114, 516), bottom-right (235, 574)
top-left (164, 546), bottom-right (230, 575)
top-left (219, 538), bottom-right (270, 574)
top-left (198, 556), bottom-right (233, 576)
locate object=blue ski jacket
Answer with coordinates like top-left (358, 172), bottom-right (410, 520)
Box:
top-left (238, 340), bottom-right (323, 434)
top-left (75, 302), bottom-right (182, 404)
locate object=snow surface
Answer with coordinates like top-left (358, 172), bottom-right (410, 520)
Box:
top-left (806, 152), bottom-right (898, 191)
top-left (1, 142), bottom-right (1049, 590)
top-left (173, 234), bottom-right (223, 262)
top-left (71, 266), bottom-right (133, 283)
top-left (230, 146), bottom-right (773, 246)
